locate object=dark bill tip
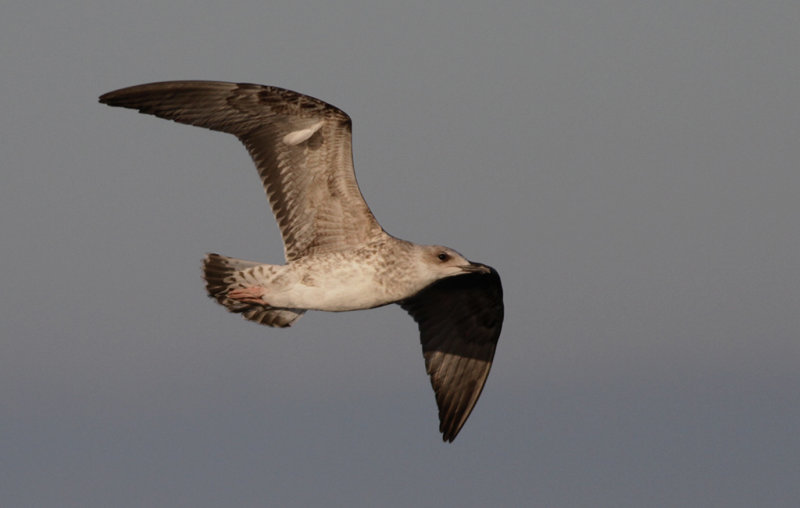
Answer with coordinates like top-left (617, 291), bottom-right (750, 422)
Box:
top-left (462, 263), bottom-right (491, 274)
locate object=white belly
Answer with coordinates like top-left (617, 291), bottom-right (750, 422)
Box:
top-left (267, 258), bottom-right (401, 312)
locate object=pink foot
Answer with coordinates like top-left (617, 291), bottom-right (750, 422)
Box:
top-left (227, 286), bottom-right (268, 305)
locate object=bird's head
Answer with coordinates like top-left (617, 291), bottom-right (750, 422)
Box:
top-left (416, 245), bottom-right (490, 284)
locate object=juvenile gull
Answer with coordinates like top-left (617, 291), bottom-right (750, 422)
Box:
top-left (99, 81), bottom-right (504, 442)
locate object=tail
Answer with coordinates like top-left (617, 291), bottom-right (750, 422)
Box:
top-left (202, 253), bottom-right (305, 328)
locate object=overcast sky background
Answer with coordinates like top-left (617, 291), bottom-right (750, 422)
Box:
top-left (2, 1), bottom-right (799, 506)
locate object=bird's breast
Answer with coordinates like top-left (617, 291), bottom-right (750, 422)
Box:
top-left (280, 256), bottom-right (403, 311)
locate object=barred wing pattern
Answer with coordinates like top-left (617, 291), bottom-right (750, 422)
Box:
top-left (99, 81), bottom-right (383, 261)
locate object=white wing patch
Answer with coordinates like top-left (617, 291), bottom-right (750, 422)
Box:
top-left (282, 121), bottom-right (324, 146)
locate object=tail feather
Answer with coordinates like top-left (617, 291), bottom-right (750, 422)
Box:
top-left (202, 253), bottom-right (305, 328)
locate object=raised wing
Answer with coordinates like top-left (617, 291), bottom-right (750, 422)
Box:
top-left (99, 81), bottom-right (384, 261)
top-left (400, 265), bottom-right (503, 442)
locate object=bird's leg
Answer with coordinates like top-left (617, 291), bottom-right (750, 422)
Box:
top-left (227, 286), bottom-right (269, 306)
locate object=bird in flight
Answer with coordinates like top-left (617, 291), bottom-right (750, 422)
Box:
top-left (99, 81), bottom-right (503, 442)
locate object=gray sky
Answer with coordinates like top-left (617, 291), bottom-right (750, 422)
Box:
top-left (2, 1), bottom-right (799, 506)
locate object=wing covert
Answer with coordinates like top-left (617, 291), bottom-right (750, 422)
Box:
top-left (99, 81), bottom-right (384, 260)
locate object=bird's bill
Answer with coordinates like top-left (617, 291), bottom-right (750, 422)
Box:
top-left (461, 263), bottom-right (491, 274)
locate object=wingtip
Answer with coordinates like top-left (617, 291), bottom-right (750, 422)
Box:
top-left (440, 421), bottom-right (462, 443)
top-left (98, 88), bottom-right (124, 106)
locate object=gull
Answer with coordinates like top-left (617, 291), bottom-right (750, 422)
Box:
top-left (99, 81), bottom-right (504, 442)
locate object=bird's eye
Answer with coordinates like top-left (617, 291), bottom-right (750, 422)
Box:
top-left (437, 252), bottom-right (449, 262)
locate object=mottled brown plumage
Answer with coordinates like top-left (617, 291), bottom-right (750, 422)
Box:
top-left (100, 81), bottom-right (503, 442)
top-left (100, 81), bottom-right (381, 260)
